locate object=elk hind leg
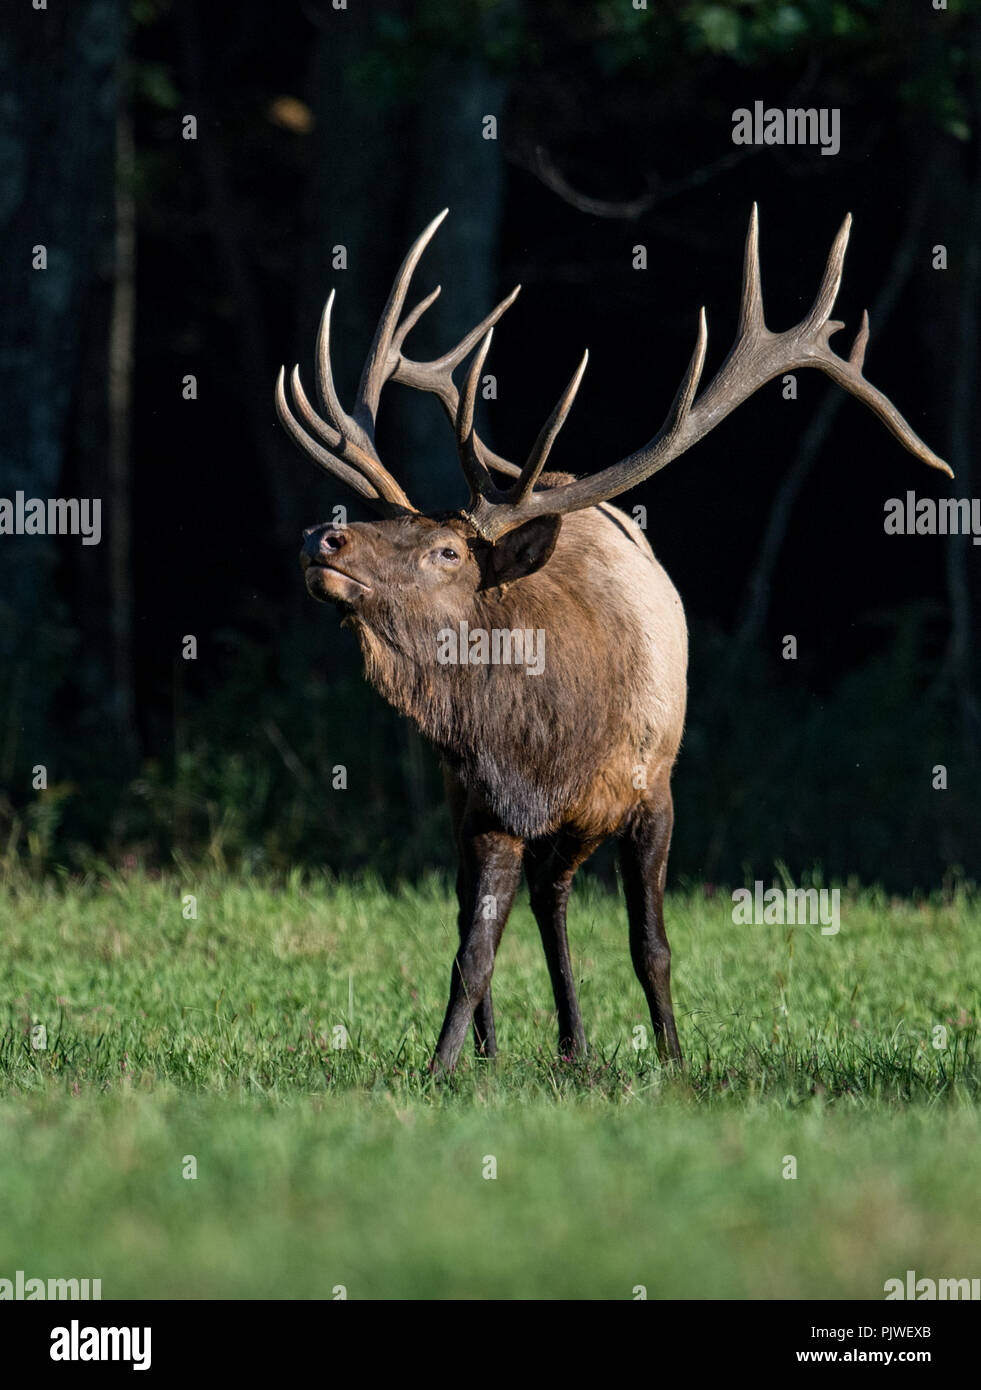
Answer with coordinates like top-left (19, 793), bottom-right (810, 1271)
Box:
top-left (618, 790), bottom-right (682, 1064)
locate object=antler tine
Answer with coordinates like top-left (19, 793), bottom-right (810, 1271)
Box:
top-left (386, 282), bottom-right (526, 486)
top-left (355, 208), bottom-right (450, 431)
top-left (455, 328), bottom-right (497, 498)
top-left (789, 217), bottom-right (950, 473)
top-left (661, 307), bottom-right (709, 438)
top-left (508, 350), bottom-right (590, 505)
top-left (425, 285), bottom-right (523, 376)
top-left (465, 305), bottom-right (709, 539)
top-left (275, 366), bottom-right (387, 504)
top-left (808, 312), bottom-right (952, 473)
top-left (802, 211), bottom-right (852, 337)
top-left (392, 285), bottom-right (443, 354)
top-left (307, 286), bottom-right (419, 512)
top-left (288, 365), bottom-right (416, 508)
top-left (736, 202), bottom-right (765, 339)
top-left (390, 289), bottom-right (519, 410)
top-left (849, 309), bottom-right (870, 370)
top-left (315, 290), bottom-right (372, 458)
top-left (290, 362), bottom-right (341, 449)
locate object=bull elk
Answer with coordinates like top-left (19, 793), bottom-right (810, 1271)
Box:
top-left (275, 206), bottom-right (949, 1073)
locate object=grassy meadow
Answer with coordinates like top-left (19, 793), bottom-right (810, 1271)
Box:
top-left (0, 869), bottom-right (978, 1299)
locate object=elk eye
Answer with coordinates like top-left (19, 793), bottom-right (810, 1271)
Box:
top-left (438, 547), bottom-right (459, 561)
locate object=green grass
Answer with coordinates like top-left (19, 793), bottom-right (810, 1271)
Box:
top-left (0, 870), bottom-right (978, 1298)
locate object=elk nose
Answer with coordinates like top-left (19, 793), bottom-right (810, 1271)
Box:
top-left (301, 525), bottom-right (350, 565)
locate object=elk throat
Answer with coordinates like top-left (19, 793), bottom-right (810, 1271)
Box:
top-left (345, 594), bottom-right (650, 841)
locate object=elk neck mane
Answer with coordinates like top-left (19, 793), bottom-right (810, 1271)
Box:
top-left (345, 507), bottom-right (684, 840)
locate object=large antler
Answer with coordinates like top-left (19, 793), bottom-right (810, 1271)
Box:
top-left (275, 209), bottom-right (524, 514)
top-left (458, 203), bottom-right (951, 542)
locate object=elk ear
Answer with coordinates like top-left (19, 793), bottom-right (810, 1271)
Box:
top-left (481, 516), bottom-right (562, 589)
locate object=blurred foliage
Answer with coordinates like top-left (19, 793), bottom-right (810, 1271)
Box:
top-left (0, 612), bottom-right (972, 894)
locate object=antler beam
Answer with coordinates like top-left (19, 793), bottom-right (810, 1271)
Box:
top-left (461, 204), bottom-right (951, 541)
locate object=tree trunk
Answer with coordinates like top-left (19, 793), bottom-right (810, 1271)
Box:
top-left (295, 4), bottom-right (510, 517)
top-left (0, 1), bottom-right (122, 783)
top-left (391, 56), bottom-right (509, 509)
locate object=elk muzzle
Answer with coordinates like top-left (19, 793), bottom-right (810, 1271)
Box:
top-left (300, 524), bottom-right (372, 604)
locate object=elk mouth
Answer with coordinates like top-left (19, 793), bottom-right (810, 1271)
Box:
top-left (303, 559), bottom-right (373, 603)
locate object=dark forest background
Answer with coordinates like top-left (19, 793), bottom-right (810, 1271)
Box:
top-left (0, 0), bottom-right (978, 890)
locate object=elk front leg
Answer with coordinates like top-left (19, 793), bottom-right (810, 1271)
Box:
top-left (524, 833), bottom-right (599, 1060)
top-left (453, 861), bottom-right (497, 1057)
top-left (444, 768), bottom-right (498, 1057)
top-left (618, 788), bottom-right (683, 1064)
top-left (431, 820), bottom-right (523, 1074)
